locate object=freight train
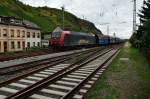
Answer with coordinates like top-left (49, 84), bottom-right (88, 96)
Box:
top-left (50, 30), bottom-right (123, 48)
top-left (99, 35), bottom-right (122, 45)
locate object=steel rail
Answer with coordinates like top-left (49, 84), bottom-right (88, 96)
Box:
top-left (0, 47), bottom-right (99, 72)
top-left (0, 47), bottom-right (102, 88)
top-left (6, 48), bottom-right (112, 99)
top-left (62, 48), bottom-right (119, 99)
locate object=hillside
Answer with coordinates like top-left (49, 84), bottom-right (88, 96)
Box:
top-left (0, 0), bottom-right (102, 35)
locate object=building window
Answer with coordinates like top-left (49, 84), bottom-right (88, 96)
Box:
top-left (17, 41), bottom-right (21, 49)
top-left (10, 19), bottom-right (15, 24)
top-left (10, 29), bottom-right (15, 37)
top-left (37, 42), bottom-right (40, 47)
top-left (11, 41), bottom-right (15, 49)
top-left (33, 42), bottom-right (35, 47)
top-left (17, 30), bottom-right (20, 37)
top-left (33, 32), bottom-right (35, 38)
top-left (22, 41), bottom-right (25, 49)
top-left (37, 33), bottom-right (40, 38)
top-left (22, 31), bottom-right (25, 38)
top-left (1, 18), bottom-right (6, 23)
top-left (0, 41), bottom-right (1, 50)
top-left (15, 19), bottom-right (22, 25)
top-left (0, 29), bottom-right (1, 37)
top-left (3, 29), bottom-right (7, 37)
top-left (27, 32), bottom-right (30, 38)
top-left (27, 42), bottom-right (30, 48)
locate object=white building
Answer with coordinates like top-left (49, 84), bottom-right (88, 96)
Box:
top-left (24, 20), bottom-right (41, 48)
top-left (0, 16), bottom-right (41, 52)
top-left (41, 34), bottom-right (51, 47)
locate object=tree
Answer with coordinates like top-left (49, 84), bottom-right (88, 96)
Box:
top-left (139, 0), bottom-right (150, 23)
top-left (130, 0), bottom-right (150, 63)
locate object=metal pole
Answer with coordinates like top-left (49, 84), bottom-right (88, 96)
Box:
top-left (107, 25), bottom-right (109, 35)
top-left (133, 0), bottom-right (136, 33)
top-left (61, 6), bottom-right (65, 30)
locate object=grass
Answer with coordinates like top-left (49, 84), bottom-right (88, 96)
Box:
top-left (87, 42), bottom-right (150, 99)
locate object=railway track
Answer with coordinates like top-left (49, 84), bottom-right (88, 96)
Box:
top-left (0, 47), bottom-right (120, 99)
top-left (0, 47), bottom-right (101, 75)
top-left (0, 47), bottom-right (108, 98)
top-left (0, 47), bottom-right (103, 85)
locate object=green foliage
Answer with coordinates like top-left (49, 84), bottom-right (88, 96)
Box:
top-left (130, 0), bottom-right (150, 64)
top-left (0, 0), bottom-right (102, 35)
top-left (139, 0), bottom-right (150, 23)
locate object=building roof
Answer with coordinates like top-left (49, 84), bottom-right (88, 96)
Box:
top-left (0, 16), bottom-right (40, 30)
top-left (53, 27), bottom-right (63, 32)
top-left (23, 20), bottom-right (40, 30)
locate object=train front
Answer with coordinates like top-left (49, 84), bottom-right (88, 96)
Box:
top-left (50, 32), bottom-right (63, 47)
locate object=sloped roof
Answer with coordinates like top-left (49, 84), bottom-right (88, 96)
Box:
top-left (0, 16), bottom-right (40, 30)
top-left (23, 20), bottom-right (40, 30)
top-left (53, 27), bottom-right (63, 32)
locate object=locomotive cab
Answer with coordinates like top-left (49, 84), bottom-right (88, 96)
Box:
top-left (51, 32), bottom-right (61, 46)
top-left (51, 31), bottom-right (70, 47)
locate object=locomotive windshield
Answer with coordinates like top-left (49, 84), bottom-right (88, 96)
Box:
top-left (52, 32), bottom-right (60, 38)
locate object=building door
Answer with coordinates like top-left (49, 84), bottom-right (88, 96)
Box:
top-left (4, 41), bottom-right (7, 52)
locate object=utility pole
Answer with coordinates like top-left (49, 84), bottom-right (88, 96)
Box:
top-left (113, 32), bottom-right (116, 37)
top-left (61, 6), bottom-right (65, 30)
top-left (113, 32), bottom-right (116, 42)
top-left (82, 15), bottom-right (85, 20)
top-left (133, 0), bottom-right (137, 33)
top-left (107, 25), bottom-right (109, 35)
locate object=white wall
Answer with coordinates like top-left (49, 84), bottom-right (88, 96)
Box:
top-left (25, 29), bottom-right (41, 48)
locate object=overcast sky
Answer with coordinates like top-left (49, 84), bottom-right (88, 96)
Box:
top-left (20, 0), bottom-right (143, 39)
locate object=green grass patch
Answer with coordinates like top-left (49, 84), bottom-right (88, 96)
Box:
top-left (87, 42), bottom-right (150, 99)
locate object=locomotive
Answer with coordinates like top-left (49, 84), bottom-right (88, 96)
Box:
top-left (50, 30), bottom-right (122, 48)
top-left (51, 31), bottom-right (98, 47)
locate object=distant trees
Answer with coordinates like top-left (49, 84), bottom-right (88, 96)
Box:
top-left (130, 0), bottom-right (150, 62)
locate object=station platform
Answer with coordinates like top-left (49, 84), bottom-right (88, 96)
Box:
top-left (0, 48), bottom-right (89, 69)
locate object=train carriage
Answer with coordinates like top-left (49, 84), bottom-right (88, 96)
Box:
top-left (99, 35), bottom-right (110, 45)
